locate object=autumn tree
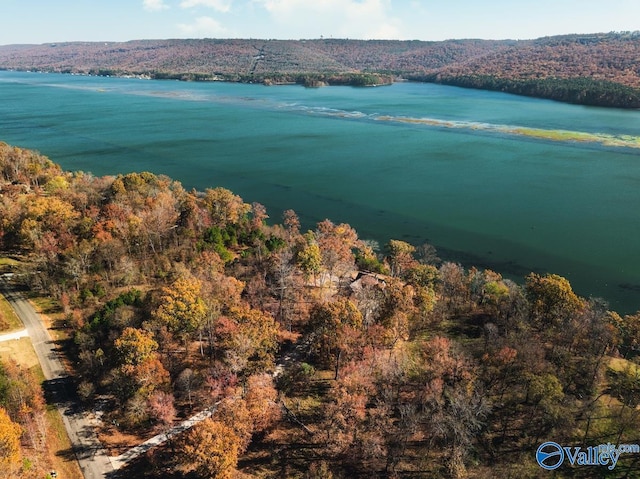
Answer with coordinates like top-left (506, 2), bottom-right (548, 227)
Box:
top-left (416, 241), bottom-right (441, 265)
top-left (0, 407), bottom-right (21, 472)
top-left (176, 190), bottom-right (210, 243)
top-left (516, 372), bottom-right (568, 449)
top-left (148, 390), bottom-right (176, 436)
top-left (613, 310), bottom-right (640, 358)
top-left (320, 360), bottom-right (389, 469)
top-left (525, 273), bottom-right (584, 326)
top-left (64, 170), bottom-right (111, 214)
top-left (204, 364), bottom-right (239, 403)
top-left (250, 201), bottom-right (268, 230)
top-left (178, 418), bottom-right (242, 479)
top-left (269, 249), bottom-right (297, 328)
top-left (480, 345), bottom-right (520, 402)
top-left (417, 337), bottom-right (489, 478)
top-left (296, 232), bottom-right (323, 283)
top-left (0, 360), bottom-right (46, 450)
top-left (214, 398), bottom-right (253, 449)
top-left (282, 209), bottom-right (301, 242)
top-left (116, 356), bottom-right (170, 407)
top-left (112, 328), bottom-right (169, 411)
top-left (353, 239), bottom-right (385, 273)
top-left (309, 298), bottom-right (363, 379)
top-left (321, 361), bottom-right (372, 453)
top-left (137, 190), bottom-right (180, 255)
top-left (198, 266), bottom-right (245, 356)
top-left (114, 327), bottom-right (158, 366)
top-left (18, 196), bottom-right (80, 268)
top-left (203, 187), bottom-right (250, 227)
top-left (0, 142), bottom-right (61, 186)
top-left (376, 278), bottom-right (417, 346)
top-left (152, 274), bottom-right (208, 352)
top-left (176, 367), bottom-right (197, 409)
top-left (62, 239), bottom-right (97, 291)
top-left (386, 239), bottom-right (418, 278)
top-left (215, 306), bottom-right (279, 375)
top-left (109, 171), bottom-right (180, 209)
top-left (105, 171), bottom-right (184, 265)
top-left (315, 220), bottom-right (359, 282)
top-left (538, 299), bottom-right (617, 398)
top-left (96, 201), bottom-right (137, 256)
top-left (351, 274), bottom-right (386, 328)
top-left (244, 373), bottom-right (281, 433)
top-left (437, 262), bottom-right (472, 315)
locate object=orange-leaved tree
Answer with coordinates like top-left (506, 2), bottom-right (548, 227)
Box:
top-left (178, 418), bottom-right (242, 479)
top-left (152, 274), bottom-right (208, 355)
top-left (309, 298), bottom-right (363, 379)
top-left (0, 406), bottom-right (21, 471)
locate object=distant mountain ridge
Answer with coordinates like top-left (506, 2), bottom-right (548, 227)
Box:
top-left (1, 33), bottom-right (640, 107)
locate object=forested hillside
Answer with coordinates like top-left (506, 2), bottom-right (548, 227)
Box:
top-left (1, 32), bottom-right (640, 106)
top-left (1, 142), bottom-right (640, 478)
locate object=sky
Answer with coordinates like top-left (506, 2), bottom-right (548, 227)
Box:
top-left (1, 0), bottom-right (639, 45)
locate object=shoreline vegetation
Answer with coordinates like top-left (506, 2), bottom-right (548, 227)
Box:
top-left (149, 70), bottom-right (397, 87)
top-left (2, 32), bottom-right (640, 107)
top-left (2, 142), bottom-right (640, 477)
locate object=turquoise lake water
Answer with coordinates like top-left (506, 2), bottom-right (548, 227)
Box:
top-left (1, 71), bottom-right (639, 313)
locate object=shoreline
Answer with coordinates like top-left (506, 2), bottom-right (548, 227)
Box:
top-left (3, 67), bottom-right (638, 109)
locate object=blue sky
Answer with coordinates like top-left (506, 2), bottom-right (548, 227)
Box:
top-left (2, 0), bottom-right (639, 45)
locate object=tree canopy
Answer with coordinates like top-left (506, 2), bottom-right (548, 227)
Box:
top-left (1, 144), bottom-right (639, 478)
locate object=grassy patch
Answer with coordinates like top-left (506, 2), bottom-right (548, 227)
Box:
top-left (314, 369), bottom-right (336, 381)
top-left (0, 337), bottom-right (39, 369)
top-left (29, 295), bottom-right (63, 317)
top-left (282, 394), bottom-right (325, 424)
top-left (0, 256), bottom-right (21, 272)
top-left (46, 406), bottom-right (85, 479)
top-left (0, 293), bottom-right (23, 332)
top-left (608, 356), bottom-right (640, 374)
top-left (28, 295), bottom-right (70, 344)
top-left (0, 258), bottom-right (27, 332)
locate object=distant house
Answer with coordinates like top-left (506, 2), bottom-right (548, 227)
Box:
top-left (349, 271), bottom-right (389, 295)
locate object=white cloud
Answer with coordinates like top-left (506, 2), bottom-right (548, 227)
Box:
top-left (143, 0), bottom-right (170, 12)
top-left (254, 0), bottom-right (402, 39)
top-left (178, 16), bottom-right (228, 35)
top-left (180, 0), bottom-right (232, 12)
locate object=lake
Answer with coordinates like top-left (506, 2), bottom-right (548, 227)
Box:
top-left (1, 71), bottom-right (639, 313)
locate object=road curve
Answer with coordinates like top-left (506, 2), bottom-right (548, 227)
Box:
top-left (0, 278), bottom-right (115, 479)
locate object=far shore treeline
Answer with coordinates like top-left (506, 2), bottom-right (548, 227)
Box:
top-left (1, 32), bottom-right (640, 107)
top-left (2, 141), bottom-right (640, 477)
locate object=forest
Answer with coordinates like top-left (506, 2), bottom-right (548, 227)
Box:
top-left (1, 141), bottom-right (640, 478)
top-left (1, 32), bottom-right (640, 106)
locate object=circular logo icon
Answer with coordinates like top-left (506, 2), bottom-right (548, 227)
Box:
top-left (537, 442), bottom-right (564, 470)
